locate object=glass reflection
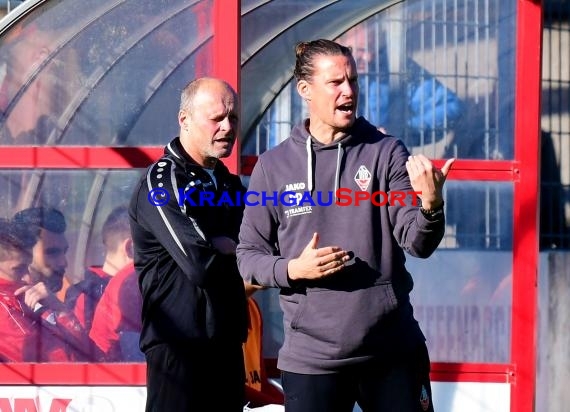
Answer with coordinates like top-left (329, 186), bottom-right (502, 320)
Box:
top-left (253, 181), bottom-right (514, 364)
top-left (0, 9), bottom-right (83, 145)
top-left (0, 169), bottom-right (144, 363)
top-left (255, 249), bottom-right (513, 364)
top-left (243, 0), bottom-right (516, 160)
top-left (0, 0), bottom-right (213, 146)
top-left (443, 181), bottom-right (513, 250)
top-left (409, 250), bottom-right (512, 363)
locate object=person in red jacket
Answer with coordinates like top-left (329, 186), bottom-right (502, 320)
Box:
top-left (0, 218), bottom-right (93, 362)
top-left (89, 262), bottom-right (142, 361)
top-left (65, 205), bottom-right (133, 333)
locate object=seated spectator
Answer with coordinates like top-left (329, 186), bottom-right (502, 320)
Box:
top-left (0, 218), bottom-right (92, 362)
top-left (243, 284), bottom-right (284, 408)
top-left (89, 263), bottom-right (142, 362)
top-left (364, 52), bottom-right (463, 148)
top-left (0, 18), bottom-right (82, 145)
top-left (65, 205), bottom-right (133, 332)
top-left (13, 207), bottom-right (69, 294)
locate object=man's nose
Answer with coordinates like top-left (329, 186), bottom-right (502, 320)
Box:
top-left (220, 117), bottom-right (233, 131)
top-left (341, 81), bottom-right (356, 97)
top-left (58, 254), bottom-right (68, 269)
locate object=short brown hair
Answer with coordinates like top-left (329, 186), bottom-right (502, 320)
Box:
top-left (101, 205), bottom-right (131, 252)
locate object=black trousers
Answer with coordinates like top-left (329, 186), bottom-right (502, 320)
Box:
top-left (282, 343), bottom-right (434, 412)
top-left (145, 342), bottom-right (245, 412)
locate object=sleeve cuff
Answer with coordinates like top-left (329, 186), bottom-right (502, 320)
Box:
top-left (419, 207), bottom-right (444, 222)
top-left (273, 258), bottom-right (291, 288)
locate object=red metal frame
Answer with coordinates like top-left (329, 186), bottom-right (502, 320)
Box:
top-left (510, 1), bottom-right (542, 411)
top-left (0, 147), bottom-right (164, 168)
top-left (0, 3), bottom-right (543, 412)
top-left (0, 363), bottom-right (146, 386)
top-left (266, 360), bottom-right (515, 384)
top-left (213, 0), bottom-right (240, 175)
top-left (0, 361), bottom-right (514, 386)
top-left (243, 155), bottom-right (520, 181)
top-left (0, 149), bottom-right (517, 182)
top-left (429, 363), bottom-right (515, 384)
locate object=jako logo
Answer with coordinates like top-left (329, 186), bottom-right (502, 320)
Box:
top-left (285, 182), bottom-right (306, 191)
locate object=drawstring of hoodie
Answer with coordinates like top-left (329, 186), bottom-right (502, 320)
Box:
top-left (334, 142), bottom-right (342, 201)
top-left (305, 136), bottom-right (344, 201)
top-left (306, 137), bottom-right (313, 194)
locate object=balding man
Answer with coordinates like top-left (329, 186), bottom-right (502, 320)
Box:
top-left (129, 77), bottom-right (248, 411)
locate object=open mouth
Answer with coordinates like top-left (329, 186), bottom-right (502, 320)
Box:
top-left (337, 103), bottom-right (354, 113)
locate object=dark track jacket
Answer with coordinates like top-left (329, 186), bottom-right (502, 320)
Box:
top-left (64, 266), bottom-right (111, 332)
top-left (237, 117), bottom-right (445, 374)
top-left (129, 137), bottom-right (248, 353)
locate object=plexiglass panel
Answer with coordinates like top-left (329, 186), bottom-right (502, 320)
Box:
top-left (408, 250), bottom-right (512, 363)
top-left (255, 181), bottom-right (514, 364)
top-left (242, 0), bottom-right (516, 160)
top-left (0, 0), bottom-right (213, 146)
top-left (0, 169), bottom-right (145, 362)
top-left (442, 181), bottom-right (514, 250)
top-left (255, 250), bottom-right (513, 364)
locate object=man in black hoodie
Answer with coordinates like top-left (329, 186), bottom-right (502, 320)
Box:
top-left (237, 39), bottom-right (454, 412)
top-left (129, 77), bottom-right (248, 412)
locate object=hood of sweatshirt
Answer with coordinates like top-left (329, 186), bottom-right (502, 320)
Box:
top-left (289, 117), bottom-right (386, 198)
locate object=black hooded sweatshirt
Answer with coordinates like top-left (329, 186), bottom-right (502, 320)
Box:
top-left (237, 117), bottom-right (445, 374)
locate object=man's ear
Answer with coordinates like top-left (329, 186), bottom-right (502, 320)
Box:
top-left (296, 80), bottom-right (311, 101)
top-left (124, 238), bottom-right (134, 260)
top-left (178, 109), bottom-right (189, 130)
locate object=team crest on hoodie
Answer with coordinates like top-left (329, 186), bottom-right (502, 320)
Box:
top-left (354, 165), bottom-right (372, 191)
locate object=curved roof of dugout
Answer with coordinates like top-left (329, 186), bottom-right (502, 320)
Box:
top-left (240, 0), bottom-right (400, 139)
top-left (0, 0), bottom-right (398, 146)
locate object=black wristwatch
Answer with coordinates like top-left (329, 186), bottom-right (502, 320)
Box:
top-left (420, 201), bottom-right (444, 218)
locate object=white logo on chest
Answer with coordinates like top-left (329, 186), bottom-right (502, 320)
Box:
top-left (285, 182), bottom-right (306, 191)
top-left (354, 165), bottom-right (372, 191)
